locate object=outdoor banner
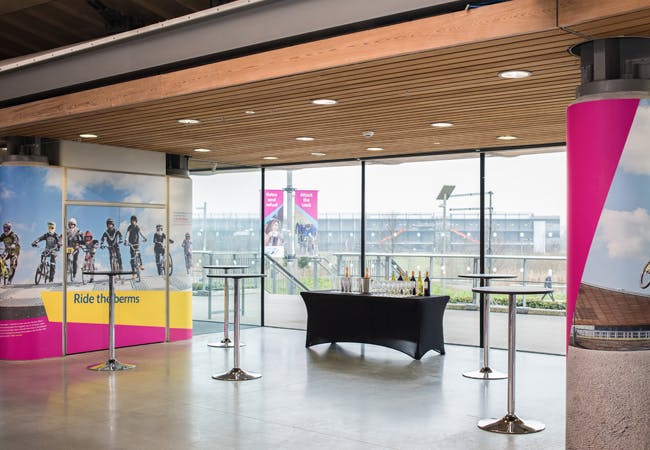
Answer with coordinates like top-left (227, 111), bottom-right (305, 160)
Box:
top-left (0, 165), bottom-right (64, 359)
top-left (566, 98), bottom-right (650, 448)
top-left (263, 189), bottom-right (284, 257)
top-left (294, 190), bottom-right (318, 256)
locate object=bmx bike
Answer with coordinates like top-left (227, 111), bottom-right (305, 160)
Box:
top-left (127, 243), bottom-right (144, 282)
top-left (66, 245), bottom-right (80, 283)
top-left (641, 260), bottom-right (650, 289)
top-left (81, 246), bottom-right (97, 284)
top-left (35, 248), bottom-right (56, 285)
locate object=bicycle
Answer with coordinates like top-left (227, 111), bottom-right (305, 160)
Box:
top-left (127, 242), bottom-right (143, 282)
top-left (1, 245), bottom-right (19, 285)
top-left (81, 246), bottom-right (97, 284)
top-left (641, 260), bottom-right (650, 289)
top-left (66, 245), bottom-right (80, 283)
top-left (101, 244), bottom-right (122, 281)
top-left (155, 243), bottom-right (173, 276)
top-left (35, 248), bottom-right (56, 285)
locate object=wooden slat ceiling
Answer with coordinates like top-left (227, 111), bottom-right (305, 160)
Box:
top-left (1, 1), bottom-right (649, 168)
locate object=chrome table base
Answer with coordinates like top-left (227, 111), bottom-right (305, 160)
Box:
top-left (478, 414), bottom-right (545, 434)
top-left (88, 359), bottom-right (135, 371)
top-left (207, 337), bottom-right (245, 348)
top-left (212, 367), bottom-right (261, 381)
top-left (462, 366), bottom-right (507, 380)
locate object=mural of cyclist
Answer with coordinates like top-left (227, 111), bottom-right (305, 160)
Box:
top-left (100, 217), bottom-right (123, 271)
top-left (125, 215), bottom-right (147, 273)
top-left (31, 221), bottom-right (61, 282)
top-left (181, 232), bottom-right (192, 275)
top-left (66, 217), bottom-right (83, 281)
top-left (153, 224), bottom-right (173, 275)
top-left (1, 222), bottom-right (20, 284)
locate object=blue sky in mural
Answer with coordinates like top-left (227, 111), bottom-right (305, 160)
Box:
top-left (67, 169), bottom-right (166, 204)
top-left (583, 101), bottom-right (650, 296)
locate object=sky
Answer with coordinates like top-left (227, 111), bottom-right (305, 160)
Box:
top-left (192, 151), bottom-right (567, 224)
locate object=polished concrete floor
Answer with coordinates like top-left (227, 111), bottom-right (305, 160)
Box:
top-left (0, 327), bottom-right (566, 449)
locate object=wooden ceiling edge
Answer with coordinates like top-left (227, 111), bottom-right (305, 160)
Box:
top-left (0, 0), bottom-right (559, 131)
top-left (558, 0), bottom-right (650, 28)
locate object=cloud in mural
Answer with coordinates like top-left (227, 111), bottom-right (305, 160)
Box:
top-left (596, 208), bottom-right (650, 258)
top-left (67, 170), bottom-right (165, 203)
top-left (0, 186), bottom-right (14, 200)
top-left (619, 102), bottom-right (650, 176)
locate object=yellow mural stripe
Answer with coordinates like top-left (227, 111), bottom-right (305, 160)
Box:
top-left (42, 290), bottom-right (192, 329)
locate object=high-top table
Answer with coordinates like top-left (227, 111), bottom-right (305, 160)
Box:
top-left (203, 264), bottom-right (248, 348)
top-left (84, 270), bottom-right (136, 371)
top-left (472, 285), bottom-right (552, 434)
top-left (208, 273), bottom-right (266, 381)
top-left (458, 273), bottom-right (516, 380)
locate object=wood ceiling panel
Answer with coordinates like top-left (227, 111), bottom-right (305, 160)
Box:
top-left (1, 3), bottom-right (648, 167)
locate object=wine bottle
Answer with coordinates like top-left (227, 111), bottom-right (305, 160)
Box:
top-left (345, 266), bottom-right (350, 278)
top-left (424, 271), bottom-right (431, 296)
top-left (397, 271), bottom-right (403, 281)
top-left (365, 267), bottom-right (370, 279)
top-left (416, 271), bottom-right (424, 296)
top-left (391, 272), bottom-right (396, 282)
top-left (410, 271), bottom-right (416, 295)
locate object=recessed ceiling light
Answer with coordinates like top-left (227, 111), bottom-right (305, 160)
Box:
top-left (366, 147), bottom-right (384, 151)
top-left (311, 152), bottom-right (326, 156)
top-left (193, 148), bottom-right (211, 153)
top-left (295, 137), bottom-right (315, 141)
top-left (431, 122), bottom-right (454, 128)
top-left (498, 70), bottom-right (532, 79)
top-left (311, 99), bottom-right (338, 105)
top-left (79, 133), bottom-right (98, 139)
top-left (177, 118), bottom-right (200, 125)
top-left (244, 110), bottom-right (256, 115)
top-left (497, 135), bottom-right (518, 140)
top-left (263, 156), bottom-right (278, 160)
top-left (433, 142), bottom-right (441, 145)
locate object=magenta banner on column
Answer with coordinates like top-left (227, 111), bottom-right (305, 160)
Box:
top-left (295, 190), bottom-right (318, 256)
top-left (263, 190), bottom-right (284, 256)
top-left (567, 98), bottom-right (650, 349)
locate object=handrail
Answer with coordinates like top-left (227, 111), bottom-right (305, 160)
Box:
top-left (265, 253), bottom-right (310, 292)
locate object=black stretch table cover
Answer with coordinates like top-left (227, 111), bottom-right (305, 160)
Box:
top-left (300, 291), bottom-right (449, 359)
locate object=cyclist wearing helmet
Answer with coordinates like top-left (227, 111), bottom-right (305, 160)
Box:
top-left (100, 218), bottom-right (123, 271)
top-left (32, 221), bottom-right (61, 282)
top-left (1, 222), bottom-right (20, 283)
top-left (125, 215), bottom-right (147, 272)
top-left (153, 224), bottom-right (173, 275)
top-left (181, 232), bottom-right (192, 275)
top-left (66, 217), bottom-right (83, 280)
top-left (82, 230), bottom-right (99, 255)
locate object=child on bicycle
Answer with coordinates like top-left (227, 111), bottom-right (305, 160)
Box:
top-left (125, 215), bottom-right (147, 273)
top-left (153, 224), bottom-right (173, 275)
top-left (181, 232), bottom-right (192, 275)
top-left (32, 221), bottom-right (61, 282)
top-left (66, 217), bottom-right (83, 281)
top-left (1, 222), bottom-right (20, 284)
top-left (81, 231), bottom-right (99, 278)
top-left (100, 218), bottom-right (123, 271)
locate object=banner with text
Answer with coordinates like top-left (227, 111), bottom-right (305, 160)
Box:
top-left (264, 190), bottom-right (284, 257)
top-left (295, 190), bottom-right (318, 256)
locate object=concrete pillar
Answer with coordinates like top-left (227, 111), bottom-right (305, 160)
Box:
top-left (566, 37), bottom-right (650, 449)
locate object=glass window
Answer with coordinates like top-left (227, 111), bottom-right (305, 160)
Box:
top-left (264, 164), bottom-right (361, 329)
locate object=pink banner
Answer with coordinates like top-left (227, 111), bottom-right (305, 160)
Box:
top-left (295, 190), bottom-right (318, 222)
top-left (0, 316), bottom-right (62, 360)
top-left (264, 189), bottom-right (284, 222)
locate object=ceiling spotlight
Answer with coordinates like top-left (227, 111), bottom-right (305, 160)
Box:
top-left (263, 156), bottom-right (278, 160)
top-left (295, 137), bottom-right (315, 141)
top-left (497, 135), bottom-right (518, 140)
top-left (431, 122), bottom-right (453, 128)
top-left (79, 133), bottom-right (98, 139)
top-left (362, 131), bottom-right (375, 138)
top-left (311, 152), bottom-right (326, 156)
top-left (311, 99), bottom-right (338, 105)
top-left (193, 148), bottom-right (211, 153)
top-left (244, 110), bottom-right (256, 115)
top-left (433, 142), bottom-right (441, 145)
top-left (177, 118), bottom-right (200, 125)
top-left (366, 147), bottom-right (384, 151)
top-left (498, 70), bottom-right (532, 79)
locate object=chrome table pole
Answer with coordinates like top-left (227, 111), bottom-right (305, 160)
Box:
top-left (87, 271), bottom-right (136, 371)
top-left (206, 264), bottom-right (248, 348)
top-left (212, 273), bottom-right (266, 381)
top-left (473, 285), bottom-right (551, 434)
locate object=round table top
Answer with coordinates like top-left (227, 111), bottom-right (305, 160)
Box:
top-left (203, 265), bottom-right (249, 270)
top-left (83, 271), bottom-right (135, 276)
top-left (458, 273), bottom-right (517, 280)
top-left (472, 285), bottom-right (552, 295)
top-left (207, 273), bottom-right (267, 279)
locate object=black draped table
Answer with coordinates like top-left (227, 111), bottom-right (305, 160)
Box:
top-left (300, 291), bottom-right (449, 359)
